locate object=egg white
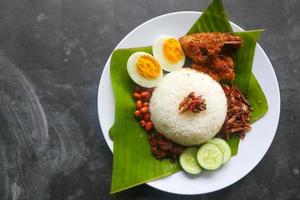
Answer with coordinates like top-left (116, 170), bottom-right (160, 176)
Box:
top-left (152, 35), bottom-right (185, 72)
top-left (127, 52), bottom-right (163, 88)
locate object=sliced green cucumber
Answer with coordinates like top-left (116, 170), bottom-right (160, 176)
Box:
top-left (209, 138), bottom-right (232, 164)
top-left (197, 143), bottom-right (223, 170)
top-left (179, 147), bottom-right (202, 174)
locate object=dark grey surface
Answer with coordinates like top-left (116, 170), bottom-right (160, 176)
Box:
top-left (0, 0), bottom-right (299, 199)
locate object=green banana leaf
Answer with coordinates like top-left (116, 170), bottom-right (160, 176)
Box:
top-left (109, 0), bottom-right (268, 193)
top-left (187, 0), bottom-right (268, 155)
top-left (188, 0), bottom-right (232, 34)
top-left (110, 47), bottom-right (180, 194)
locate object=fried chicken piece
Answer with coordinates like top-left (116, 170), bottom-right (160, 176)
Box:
top-left (179, 32), bottom-right (242, 65)
top-left (209, 55), bottom-right (235, 81)
top-left (191, 55), bottom-right (235, 81)
top-left (191, 63), bottom-right (219, 80)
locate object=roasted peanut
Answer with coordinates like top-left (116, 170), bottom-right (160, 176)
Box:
top-left (143, 113), bottom-right (151, 121)
top-left (140, 120), bottom-right (146, 127)
top-left (145, 122), bottom-right (153, 132)
top-left (140, 106), bottom-right (149, 114)
top-left (134, 110), bottom-right (142, 118)
top-left (140, 91), bottom-right (150, 98)
top-left (133, 92), bottom-right (141, 100)
top-left (136, 100), bottom-right (143, 109)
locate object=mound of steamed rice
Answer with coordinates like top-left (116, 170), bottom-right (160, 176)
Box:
top-left (149, 68), bottom-right (227, 146)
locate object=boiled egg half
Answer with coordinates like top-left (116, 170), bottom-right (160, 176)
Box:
top-left (153, 35), bottom-right (185, 72)
top-left (127, 52), bottom-right (163, 88)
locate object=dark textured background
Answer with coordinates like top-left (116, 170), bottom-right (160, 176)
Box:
top-left (0, 0), bottom-right (299, 199)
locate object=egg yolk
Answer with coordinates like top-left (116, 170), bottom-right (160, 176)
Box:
top-left (163, 38), bottom-right (184, 64)
top-left (136, 55), bottom-right (161, 79)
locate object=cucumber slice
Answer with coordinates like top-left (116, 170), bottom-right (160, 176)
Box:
top-left (209, 138), bottom-right (232, 164)
top-left (197, 143), bottom-right (223, 170)
top-left (179, 147), bottom-right (202, 174)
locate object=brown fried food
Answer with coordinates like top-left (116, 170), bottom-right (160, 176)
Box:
top-left (148, 132), bottom-right (185, 162)
top-left (209, 55), bottom-right (235, 81)
top-left (191, 55), bottom-right (235, 81)
top-left (191, 63), bottom-right (219, 80)
top-left (178, 92), bottom-right (206, 113)
top-left (179, 32), bottom-right (242, 65)
top-left (221, 84), bottom-right (251, 139)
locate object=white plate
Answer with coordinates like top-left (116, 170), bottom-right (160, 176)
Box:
top-left (97, 12), bottom-right (280, 195)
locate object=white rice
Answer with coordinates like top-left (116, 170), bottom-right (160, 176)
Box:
top-left (149, 68), bottom-right (227, 146)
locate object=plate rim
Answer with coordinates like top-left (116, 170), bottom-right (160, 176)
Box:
top-left (97, 11), bottom-right (281, 195)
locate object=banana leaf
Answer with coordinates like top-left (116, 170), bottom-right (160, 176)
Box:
top-left (187, 0), bottom-right (268, 155)
top-left (188, 0), bottom-right (232, 34)
top-left (109, 0), bottom-right (268, 193)
top-left (110, 47), bottom-right (180, 194)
